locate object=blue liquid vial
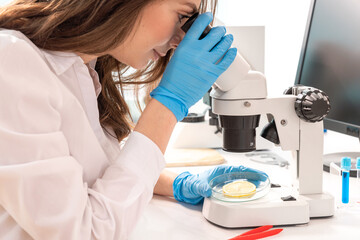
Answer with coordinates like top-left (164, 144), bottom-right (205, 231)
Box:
top-left (342, 171), bottom-right (350, 203)
top-left (341, 157), bottom-right (351, 204)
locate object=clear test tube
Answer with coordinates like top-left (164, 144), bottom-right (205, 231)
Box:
top-left (341, 157), bottom-right (351, 204)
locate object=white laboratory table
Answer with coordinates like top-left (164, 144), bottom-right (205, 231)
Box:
top-left (130, 131), bottom-right (360, 240)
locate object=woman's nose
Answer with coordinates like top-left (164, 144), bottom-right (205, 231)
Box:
top-left (169, 31), bottom-right (186, 49)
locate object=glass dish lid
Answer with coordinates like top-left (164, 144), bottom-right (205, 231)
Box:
top-left (209, 171), bottom-right (271, 203)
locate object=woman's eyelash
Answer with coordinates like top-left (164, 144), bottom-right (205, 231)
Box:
top-left (178, 14), bottom-right (191, 23)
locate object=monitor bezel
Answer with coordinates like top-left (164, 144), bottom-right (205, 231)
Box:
top-left (294, 0), bottom-right (360, 139)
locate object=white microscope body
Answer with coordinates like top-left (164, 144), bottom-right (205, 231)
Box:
top-left (202, 52), bottom-right (335, 227)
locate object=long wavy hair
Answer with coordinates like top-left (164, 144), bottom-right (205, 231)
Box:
top-left (0, 0), bottom-right (218, 142)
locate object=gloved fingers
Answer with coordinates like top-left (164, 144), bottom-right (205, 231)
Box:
top-left (209, 34), bottom-right (234, 63)
top-left (223, 165), bottom-right (242, 173)
top-left (216, 47), bottom-right (237, 69)
top-left (222, 165), bottom-right (269, 182)
top-left (228, 165), bottom-right (248, 173)
top-left (205, 165), bottom-right (230, 181)
top-left (196, 182), bottom-right (212, 198)
top-left (245, 167), bottom-right (269, 181)
top-left (201, 26), bottom-right (226, 51)
top-left (206, 165), bottom-right (248, 182)
top-left (184, 12), bottom-right (213, 40)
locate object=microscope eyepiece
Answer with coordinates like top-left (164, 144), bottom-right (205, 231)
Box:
top-left (181, 12), bottom-right (212, 39)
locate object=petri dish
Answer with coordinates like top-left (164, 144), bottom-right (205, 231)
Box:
top-left (209, 171), bottom-right (271, 203)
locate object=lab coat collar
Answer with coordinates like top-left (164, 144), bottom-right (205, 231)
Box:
top-left (87, 58), bottom-right (102, 97)
top-left (42, 50), bottom-right (102, 97)
top-left (42, 50), bottom-right (82, 76)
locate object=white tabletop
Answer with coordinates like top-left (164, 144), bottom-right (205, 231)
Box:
top-left (130, 131), bottom-right (360, 240)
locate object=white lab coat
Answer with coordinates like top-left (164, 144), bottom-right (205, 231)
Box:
top-left (0, 29), bottom-right (165, 240)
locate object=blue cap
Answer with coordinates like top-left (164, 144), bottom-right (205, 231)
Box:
top-left (341, 157), bottom-right (352, 171)
top-left (356, 157), bottom-right (360, 170)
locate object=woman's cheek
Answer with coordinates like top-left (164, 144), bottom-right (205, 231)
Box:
top-left (153, 21), bottom-right (179, 45)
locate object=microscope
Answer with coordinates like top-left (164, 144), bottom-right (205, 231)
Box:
top-left (202, 50), bottom-right (334, 227)
top-left (182, 13), bottom-right (335, 227)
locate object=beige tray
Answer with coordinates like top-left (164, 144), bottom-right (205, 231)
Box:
top-left (165, 148), bottom-right (225, 167)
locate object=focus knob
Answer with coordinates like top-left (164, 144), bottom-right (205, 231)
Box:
top-left (295, 89), bottom-right (331, 122)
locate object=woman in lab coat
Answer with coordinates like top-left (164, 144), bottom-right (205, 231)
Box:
top-left (0, 0), bottom-right (265, 239)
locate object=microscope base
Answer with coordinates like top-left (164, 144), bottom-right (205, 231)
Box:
top-left (202, 189), bottom-right (334, 228)
top-left (298, 192), bottom-right (334, 217)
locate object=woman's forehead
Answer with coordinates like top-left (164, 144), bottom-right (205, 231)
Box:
top-left (180, 0), bottom-right (201, 11)
top-left (164, 0), bottom-right (201, 11)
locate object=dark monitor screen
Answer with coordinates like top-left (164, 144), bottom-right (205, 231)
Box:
top-left (295, 0), bottom-right (360, 139)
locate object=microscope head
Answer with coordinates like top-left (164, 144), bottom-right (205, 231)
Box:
top-left (210, 66), bottom-right (267, 153)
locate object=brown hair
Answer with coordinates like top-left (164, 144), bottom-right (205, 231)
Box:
top-left (0, 0), bottom-right (218, 142)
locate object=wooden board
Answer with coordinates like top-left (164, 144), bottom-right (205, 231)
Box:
top-left (165, 148), bottom-right (225, 167)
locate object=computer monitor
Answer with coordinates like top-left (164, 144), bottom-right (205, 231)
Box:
top-left (295, 0), bottom-right (360, 175)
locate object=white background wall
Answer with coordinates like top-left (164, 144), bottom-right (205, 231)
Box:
top-left (0, 0), bottom-right (9, 6)
top-left (216, 0), bottom-right (311, 96)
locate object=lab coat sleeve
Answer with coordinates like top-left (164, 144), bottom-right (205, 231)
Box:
top-left (0, 34), bottom-right (165, 240)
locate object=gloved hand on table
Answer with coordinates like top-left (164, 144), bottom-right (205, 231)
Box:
top-left (173, 165), bottom-right (268, 205)
top-left (150, 12), bottom-right (237, 121)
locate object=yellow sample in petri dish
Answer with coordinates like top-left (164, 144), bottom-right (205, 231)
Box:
top-left (222, 180), bottom-right (256, 198)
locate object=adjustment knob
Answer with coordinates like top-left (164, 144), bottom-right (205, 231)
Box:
top-left (295, 89), bottom-right (331, 122)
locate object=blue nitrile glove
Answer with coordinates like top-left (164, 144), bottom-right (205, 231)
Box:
top-left (173, 165), bottom-right (268, 205)
top-left (150, 12), bottom-right (237, 121)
